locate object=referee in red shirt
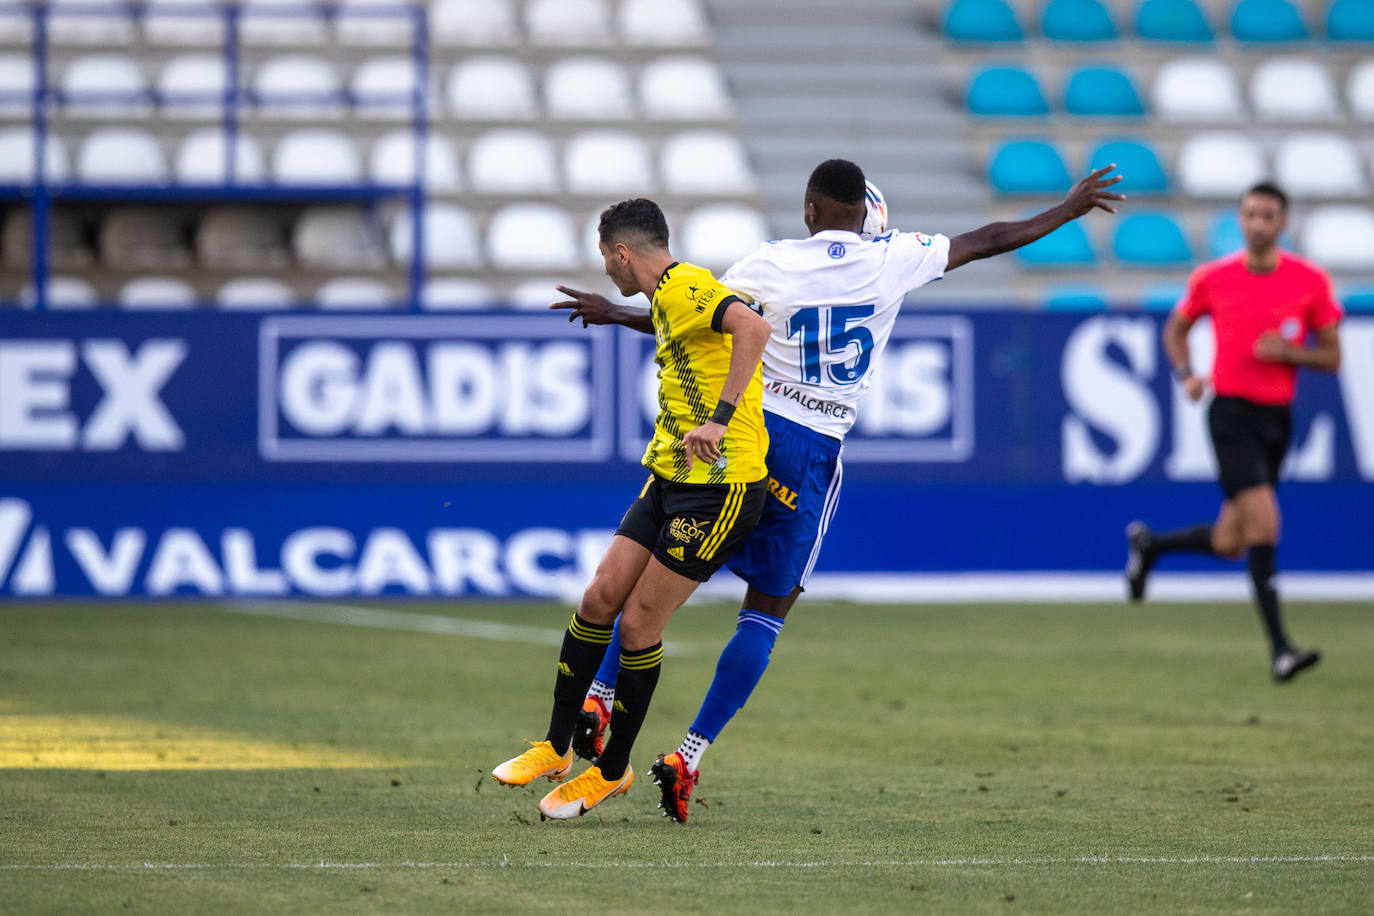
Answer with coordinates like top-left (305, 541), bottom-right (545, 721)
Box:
top-left (1125, 183), bottom-right (1343, 682)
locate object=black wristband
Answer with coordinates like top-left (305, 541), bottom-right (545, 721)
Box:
top-left (1172, 364), bottom-right (1192, 381)
top-left (709, 399), bottom-right (736, 426)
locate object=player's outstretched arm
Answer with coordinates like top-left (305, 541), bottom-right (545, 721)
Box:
top-left (682, 301), bottom-right (771, 471)
top-left (549, 285), bottom-right (653, 334)
top-left (944, 164), bottom-right (1125, 271)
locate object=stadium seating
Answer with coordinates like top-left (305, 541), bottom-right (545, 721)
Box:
top-left (967, 66), bottom-right (1048, 116)
top-left (1249, 59), bottom-right (1340, 121)
top-left (565, 131), bottom-right (655, 194)
top-left (20, 276), bottom-right (98, 309)
top-left (77, 128), bottom-right (168, 184)
top-left (2, 208), bottom-right (91, 270)
top-left (271, 130), bottom-right (363, 184)
top-left (1134, 0), bottom-right (1214, 42)
top-left (1230, 0), bottom-right (1308, 42)
top-left (639, 57), bottom-right (733, 120)
top-left (1328, 0), bottom-right (1374, 41)
top-left (1042, 0), bottom-right (1117, 42)
top-left (62, 54), bottom-right (150, 118)
top-left (1113, 213), bottom-right (1192, 265)
top-left (0, 128), bottom-right (70, 183)
top-left (336, 0), bottom-right (416, 47)
top-left (1085, 139), bottom-right (1168, 194)
top-left (174, 130), bottom-right (266, 184)
top-left (0, 3), bottom-right (32, 44)
top-left (240, 0), bottom-right (327, 46)
top-left (252, 56), bottom-right (343, 119)
top-left (544, 58), bottom-right (634, 120)
top-left (1274, 133), bottom-right (1366, 197)
top-left (1206, 211), bottom-right (1245, 259)
top-left (351, 56), bottom-right (419, 120)
top-left (118, 277), bottom-right (197, 310)
top-left (660, 131), bottom-right (755, 195)
top-left (421, 277), bottom-right (495, 310)
top-left (1044, 286), bottom-right (1108, 310)
top-left (293, 206), bottom-right (387, 269)
top-left (388, 204), bottom-right (482, 268)
top-left (1152, 58), bottom-right (1244, 121)
top-left (1140, 283), bottom-right (1186, 311)
top-left (431, 0), bottom-right (520, 47)
top-left (1063, 67), bottom-right (1144, 117)
top-left (157, 55), bottom-right (227, 120)
top-left (1016, 219), bottom-right (1095, 266)
top-left (508, 279), bottom-right (568, 310)
top-left (487, 203), bottom-right (580, 270)
top-left (467, 130), bottom-right (559, 193)
top-left (99, 208), bottom-right (191, 270)
top-left (1302, 206), bottom-right (1374, 269)
top-left (943, 0), bottom-right (1024, 42)
top-left (217, 277), bottom-right (299, 309)
top-left (987, 139), bottom-right (1071, 194)
top-left (1343, 289), bottom-right (1374, 311)
top-left (446, 57), bottom-right (538, 120)
top-left (368, 132), bottom-right (462, 191)
top-left (619, 0), bottom-right (711, 47)
top-left (0, 54), bottom-right (33, 118)
top-left (315, 276), bottom-right (397, 309)
top-left (1347, 60), bottom-right (1374, 120)
top-left (143, 0), bottom-right (224, 45)
top-left (681, 205), bottom-right (769, 269)
top-left (197, 208), bottom-right (290, 269)
top-left (1177, 133), bottom-right (1265, 197)
top-left (50, 0), bottom-right (136, 45)
top-left (525, 0), bottom-right (612, 46)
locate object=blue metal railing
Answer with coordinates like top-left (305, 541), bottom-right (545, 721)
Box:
top-left (6, 1), bottom-right (428, 310)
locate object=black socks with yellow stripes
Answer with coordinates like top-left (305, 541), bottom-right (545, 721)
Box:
top-left (594, 642), bottom-right (664, 781)
top-left (547, 614), bottom-right (615, 755)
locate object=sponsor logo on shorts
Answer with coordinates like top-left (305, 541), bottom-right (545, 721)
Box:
top-left (668, 516), bottom-right (710, 544)
top-left (767, 477), bottom-right (799, 510)
top-left (666, 546), bottom-right (685, 561)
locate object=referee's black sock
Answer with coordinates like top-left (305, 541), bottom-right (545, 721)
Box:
top-left (1150, 523), bottom-right (1216, 557)
top-left (1247, 544), bottom-right (1291, 657)
top-left (546, 614), bottom-right (615, 755)
top-left (594, 642), bottom-right (663, 781)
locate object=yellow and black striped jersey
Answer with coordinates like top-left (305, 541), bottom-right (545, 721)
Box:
top-left (642, 261), bottom-right (768, 485)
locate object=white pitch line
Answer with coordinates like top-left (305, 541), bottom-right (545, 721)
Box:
top-left (4, 855), bottom-right (1372, 872)
top-left (213, 601), bottom-right (690, 656)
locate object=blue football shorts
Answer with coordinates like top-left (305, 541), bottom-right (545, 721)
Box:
top-left (725, 410), bottom-right (844, 598)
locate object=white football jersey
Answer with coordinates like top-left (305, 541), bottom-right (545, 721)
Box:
top-left (720, 228), bottom-right (950, 439)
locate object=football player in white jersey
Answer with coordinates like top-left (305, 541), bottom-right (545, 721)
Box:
top-left (552, 158), bottom-right (1124, 821)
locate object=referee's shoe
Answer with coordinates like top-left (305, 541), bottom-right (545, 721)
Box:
top-left (1272, 647), bottom-right (1321, 683)
top-left (1124, 521), bottom-right (1155, 602)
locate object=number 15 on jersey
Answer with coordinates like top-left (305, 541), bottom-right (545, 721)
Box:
top-left (786, 305), bottom-right (876, 386)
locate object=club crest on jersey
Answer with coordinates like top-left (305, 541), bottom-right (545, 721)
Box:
top-left (1280, 317), bottom-right (1302, 340)
top-left (827, 242), bottom-right (846, 259)
top-left (668, 516), bottom-right (710, 545)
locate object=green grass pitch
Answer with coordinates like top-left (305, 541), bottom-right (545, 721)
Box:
top-left (2, 599), bottom-right (1371, 914)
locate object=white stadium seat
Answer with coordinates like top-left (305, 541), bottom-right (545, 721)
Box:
top-left (253, 55), bottom-right (342, 119)
top-left (0, 4), bottom-right (32, 44)
top-left (1177, 132), bottom-right (1265, 198)
top-left (447, 56), bottom-right (537, 120)
top-left (77, 128), bottom-right (168, 184)
top-left (336, 0), bottom-right (415, 46)
top-left (62, 54), bottom-right (150, 118)
top-left (388, 204), bottom-right (483, 268)
top-left (467, 129), bottom-right (558, 193)
top-left (1302, 206), bottom-right (1374, 270)
top-left (157, 55), bottom-right (227, 120)
top-left (640, 57), bottom-right (733, 120)
top-left (545, 57), bottom-right (634, 119)
top-left (51, 0), bottom-right (136, 45)
top-left (1250, 59), bottom-right (1340, 121)
top-left (20, 276), bottom-right (99, 310)
top-left (582, 212), bottom-right (606, 267)
top-left (369, 131), bottom-right (461, 191)
top-left (99, 208), bottom-right (190, 269)
top-left (487, 203), bottom-right (579, 270)
top-left (508, 279), bottom-right (570, 310)
top-left (144, 0), bottom-right (224, 45)
top-left (619, 0), bottom-right (710, 46)
top-left (293, 206), bottom-right (387, 269)
top-left (217, 277), bottom-right (298, 309)
top-left (240, 0), bottom-right (327, 46)
top-left (1347, 59), bottom-right (1374, 121)
top-left (525, 0), bottom-right (611, 46)
top-left (565, 131), bottom-right (654, 194)
top-left (682, 205), bottom-right (768, 269)
top-left (118, 277), bottom-right (197, 310)
top-left (0, 128), bottom-right (70, 183)
top-left (1274, 133), bottom-right (1366, 197)
top-left (661, 131), bottom-right (755, 194)
top-left (1152, 58), bottom-right (1244, 122)
top-left (198, 208), bottom-right (290, 269)
top-left (432, 0), bottom-right (520, 47)
top-left (0, 54), bottom-right (34, 118)
top-left (422, 277), bottom-right (495, 310)
top-left (351, 56), bottom-right (419, 120)
top-left (272, 129), bottom-right (362, 184)
top-left (175, 129), bottom-right (267, 184)
top-left (315, 277), bottom-right (398, 309)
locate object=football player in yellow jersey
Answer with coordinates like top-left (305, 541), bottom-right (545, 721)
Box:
top-left (491, 198), bottom-right (772, 820)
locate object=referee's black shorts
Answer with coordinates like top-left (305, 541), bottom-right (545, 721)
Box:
top-left (616, 474), bottom-right (767, 582)
top-left (1208, 395), bottom-right (1292, 500)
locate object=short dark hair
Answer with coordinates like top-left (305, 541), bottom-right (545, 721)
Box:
top-left (598, 198), bottom-right (669, 249)
top-left (806, 159), bottom-right (866, 206)
top-left (1244, 182), bottom-right (1289, 212)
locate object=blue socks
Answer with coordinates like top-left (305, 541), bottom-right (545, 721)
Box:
top-left (688, 610), bottom-right (785, 742)
top-left (590, 618), bottom-right (623, 689)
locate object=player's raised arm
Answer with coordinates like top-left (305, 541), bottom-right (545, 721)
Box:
top-left (944, 164), bottom-right (1126, 271)
top-left (549, 285), bottom-right (653, 333)
top-left (682, 300), bottom-right (771, 470)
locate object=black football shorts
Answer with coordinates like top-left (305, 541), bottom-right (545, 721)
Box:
top-left (616, 474), bottom-right (766, 582)
top-left (1208, 395), bottom-right (1292, 500)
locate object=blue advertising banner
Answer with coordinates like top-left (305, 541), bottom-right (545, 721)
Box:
top-left (2, 310), bottom-right (1371, 598)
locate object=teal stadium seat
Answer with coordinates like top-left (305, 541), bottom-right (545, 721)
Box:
top-left (1135, 0), bottom-right (1214, 41)
top-left (1045, 286), bottom-right (1109, 310)
top-left (967, 66), bottom-right (1049, 116)
top-left (944, 0), bottom-right (1023, 42)
top-left (1343, 288), bottom-right (1374, 311)
top-left (988, 139), bottom-right (1071, 193)
top-left (1085, 139), bottom-right (1168, 194)
top-left (1114, 213), bottom-right (1192, 265)
top-left (1042, 0), bottom-right (1117, 41)
top-left (1327, 0), bottom-right (1374, 41)
top-left (1207, 211), bottom-right (1295, 258)
top-left (1017, 219), bottom-right (1096, 266)
top-left (1231, 0), bottom-right (1308, 42)
top-left (1063, 67), bottom-right (1144, 116)
top-left (1141, 283), bottom-right (1186, 310)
